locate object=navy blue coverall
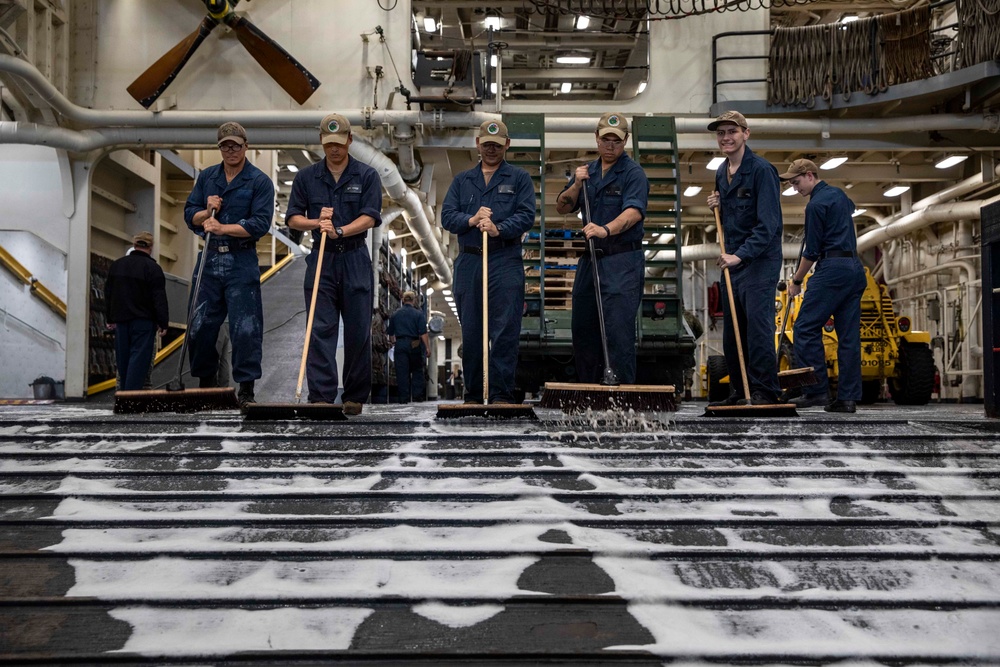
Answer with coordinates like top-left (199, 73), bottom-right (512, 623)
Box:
top-left (441, 160), bottom-right (536, 402)
top-left (714, 145), bottom-right (783, 400)
top-left (387, 302), bottom-right (427, 402)
top-left (183, 161), bottom-right (273, 384)
top-left (560, 154), bottom-right (648, 384)
top-left (793, 181), bottom-right (867, 401)
top-left (286, 157), bottom-right (382, 404)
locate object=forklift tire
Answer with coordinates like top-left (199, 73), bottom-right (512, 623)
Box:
top-left (890, 342), bottom-right (935, 406)
top-left (707, 355), bottom-right (729, 402)
top-left (860, 380), bottom-right (882, 404)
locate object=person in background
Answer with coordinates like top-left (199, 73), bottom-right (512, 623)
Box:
top-left (705, 111), bottom-right (783, 406)
top-left (441, 119), bottom-right (536, 404)
top-left (556, 112), bottom-right (649, 385)
top-left (387, 290), bottom-right (430, 403)
top-left (105, 232), bottom-right (168, 391)
top-left (286, 113), bottom-right (382, 416)
top-left (781, 159), bottom-right (868, 413)
top-left (183, 121), bottom-right (273, 407)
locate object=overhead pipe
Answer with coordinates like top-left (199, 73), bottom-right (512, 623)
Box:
top-left (348, 137), bottom-right (452, 286)
top-left (857, 195), bottom-right (1000, 252)
top-left (392, 123), bottom-right (422, 184)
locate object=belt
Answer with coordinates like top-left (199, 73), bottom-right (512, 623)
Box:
top-left (208, 239), bottom-right (256, 253)
top-left (820, 249), bottom-right (857, 259)
top-left (461, 238), bottom-right (521, 255)
top-left (327, 237), bottom-right (366, 253)
top-left (589, 240), bottom-right (643, 259)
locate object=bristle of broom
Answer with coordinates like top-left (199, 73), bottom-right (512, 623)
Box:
top-left (778, 367), bottom-right (818, 390)
top-left (436, 404), bottom-right (538, 420)
top-left (242, 403), bottom-right (346, 421)
top-left (702, 403), bottom-right (798, 418)
top-left (539, 382), bottom-right (676, 413)
top-left (113, 388), bottom-right (239, 414)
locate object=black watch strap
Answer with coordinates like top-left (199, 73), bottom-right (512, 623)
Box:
top-left (793, 278), bottom-right (803, 286)
top-left (335, 226), bottom-right (344, 237)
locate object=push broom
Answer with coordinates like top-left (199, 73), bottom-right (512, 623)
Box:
top-left (540, 185), bottom-right (675, 413)
top-left (703, 206), bottom-right (796, 417)
top-left (244, 228), bottom-right (346, 420)
top-left (114, 211), bottom-right (240, 414)
top-left (437, 229), bottom-right (536, 419)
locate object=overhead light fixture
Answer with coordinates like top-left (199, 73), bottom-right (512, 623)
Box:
top-left (683, 186), bottom-right (703, 197)
top-left (820, 156), bottom-right (848, 170)
top-left (706, 157), bottom-right (725, 170)
top-left (782, 186), bottom-right (797, 197)
top-left (423, 17), bottom-right (436, 32)
top-left (388, 229), bottom-right (396, 240)
top-left (840, 14), bottom-right (859, 23)
top-left (560, 82), bottom-right (572, 94)
top-left (576, 15), bottom-right (590, 29)
top-left (279, 213), bottom-right (286, 219)
top-left (282, 180), bottom-right (293, 186)
top-left (490, 54), bottom-right (498, 68)
top-left (637, 81), bottom-right (647, 94)
top-left (883, 184), bottom-right (910, 197)
top-left (286, 165), bottom-right (299, 173)
top-left (935, 155), bottom-right (968, 169)
top-left (410, 261), bottom-right (417, 270)
top-left (400, 247), bottom-right (407, 259)
top-left (555, 55), bottom-right (590, 65)
top-left (442, 289), bottom-right (452, 296)
top-left (419, 277), bottom-right (428, 286)
top-left (852, 208), bottom-right (868, 217)
top-left (426, 287), bottom-right (434, 295)
top-left (484, 16), bottom-right (501, 31)
top-left (438, 335), bottom-right (445, 341)
top-left (490, 82), bottom-right (497, 95)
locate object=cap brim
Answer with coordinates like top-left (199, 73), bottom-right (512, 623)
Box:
top-left (599, 128), bottom-right (627, 140)
top-left (479, 137), bottom-right (507, 145)
top-left (321, 134), bottom-right (349, 145)
top-left (708, 120), bottom-right (745, 131)
top-left (217, 136), bottom-right (246, 147)
top-left (778, 171), bottom-right (799, 180)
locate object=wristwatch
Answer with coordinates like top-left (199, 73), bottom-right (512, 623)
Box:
top-left (792, 278), bottom-right (803, 286)
top-left (334, 226), bottom-right (344, 238)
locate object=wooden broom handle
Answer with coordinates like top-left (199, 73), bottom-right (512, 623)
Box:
top-left (482, 228), bottom-right (489, 405)
top-left (714, 207), bottom-right (751, 401)
top-left (295, 230), bottom-right (327, 401)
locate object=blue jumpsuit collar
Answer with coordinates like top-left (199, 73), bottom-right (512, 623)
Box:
top-left (476, 160), bottom-right (514, 193)
top-left (718, 145), bottom-right (758, 193)
top-left (314, 157), bottom-right (361, 190)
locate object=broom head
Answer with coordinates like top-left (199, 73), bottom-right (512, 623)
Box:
top-left (242, 402), bottom-right (346, 421)
top-left (540, 382), bottom-right (676, 413)
top-left (113, 387), bottom-right (239, 414)
top-left (436, 403), bottom-right (538, 420)
top-left (778, 367), bottom-right (818, 390)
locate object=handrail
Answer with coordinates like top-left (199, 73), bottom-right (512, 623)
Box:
top-left (0, 243), bottom-right (67, 318)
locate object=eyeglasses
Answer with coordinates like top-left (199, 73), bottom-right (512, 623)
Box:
top-left (219, 142), bottom-right (245, 153)
top-left (598, 138), bottom-right (624, 147)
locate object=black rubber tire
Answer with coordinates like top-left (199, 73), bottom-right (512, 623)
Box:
top-left (890, 342), bottom-right (935, 406)
top-left (860, 380), bottom-right (882, 404)
top-left (707, 355), bottom-right (729, 403)
top-left (777, 340), bottom-right (803, 400)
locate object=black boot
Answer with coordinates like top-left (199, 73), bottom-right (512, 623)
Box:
top-left (198, 375), bottom-right (218, 389)
top-left (238, 381), bottom-right (256, 406)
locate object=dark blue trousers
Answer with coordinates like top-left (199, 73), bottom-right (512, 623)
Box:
top-left (304, 246), bottom-right (373, 404)
top-left (115, 319), bottom-right (157, 391)
top-left (454, 245), bottom-right (524, 402)
top-left (720, 258), bottom-right (782, 399)
top-left (188, 249), bottom-right (263, 384)
top-left (793, 257), bottom-right (867, 401)
top-left (394, 341), bottom-right (425, 403)
top-left (572, 249), bottom-right (644, 384)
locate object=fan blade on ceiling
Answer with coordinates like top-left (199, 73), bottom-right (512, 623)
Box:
top-left (225, 14), bottom-right (320, 105)
top-left (127, 15), bottom-right (220, 108)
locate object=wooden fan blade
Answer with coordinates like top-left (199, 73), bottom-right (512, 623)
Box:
top-left (225, 14), bottom-right (321, 105)
top-left (127, 16), bottom-right (219, 108)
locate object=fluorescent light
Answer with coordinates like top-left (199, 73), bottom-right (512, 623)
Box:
top-left (286, 165), bottom-right (299, 173)
top-left (490, 82), bottom-right (497, 95)
top-left (423, 17), bottom-right (436, 32)
top-left (935, 155), bottom-right (968, 169)
top-left (426, 287), bottom-right (434, 295)
top-left (637, 81), bottom-right (647, 94)
top-left (782, 186), bottom-right (797, 197)
top-left (438, 335), bottom-right (445, 340)
top-left (490, 54), bottom-right (498, 68)
top-left (387, 229), bottom-right (396, 240)
top-left (852, 208), bottom-right (867, 217)
top-left (484, 16), bottom-right (500, 30)
top-left (279, 213), bottom-right (286, 219)
top-left (442, 289), bottom-right (452, 296)
top-left (555, 56), bottom-right (590, 64)
top-left (683, 186), bottom-right (703, 197)
top-left (410, 261), bottom-right (417, 270)
top-left (883, 185), bottom-right (910, 197)
top-left (400, 247), bottom-right (407, 258)
top-left (820, 156), bottom-right (848, 170)
top-left (576, 15), bottom-right (590, 29)
top-left (282, 180), bottom-right (293, 186)
top-left (840, 14), bottom-right (859, 22)
top-left (706, 157), bottom-right (725, 170)
top-left (419, 277), bottom-right (428, 286)
top-left (560, 82), bottom-right (572, 94)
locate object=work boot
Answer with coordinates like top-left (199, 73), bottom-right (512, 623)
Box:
top-left (791, 393), bottom-right (830, 408)
top-left (709, 393), bottom-right (742, 407)
top-left (343, 401), bottom-right (363, 416)
top-left (237, 381), bottom-right (255, 407)
top-left (747, 391), bottom-right (779, 406)
top-left (198, 376), bottom-right (218, 389)
top-left (825, 400), bottom-right (856, 413)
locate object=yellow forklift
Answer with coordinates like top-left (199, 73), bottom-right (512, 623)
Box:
top-left (706, 267), bottom-right (936, 405)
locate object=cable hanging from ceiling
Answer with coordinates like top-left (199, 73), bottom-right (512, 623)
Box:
top-left (521, 0), bottom-right (817, 21)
